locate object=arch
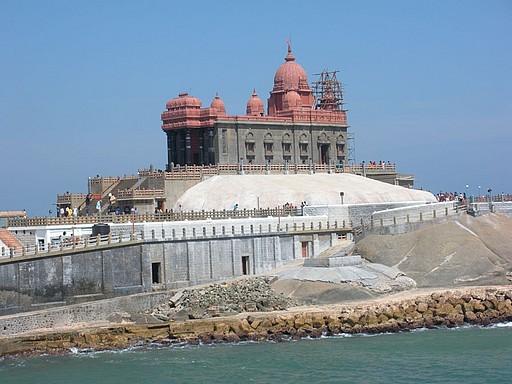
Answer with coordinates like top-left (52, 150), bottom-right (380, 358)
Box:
top-left (282, 132), bottom-right (292, 143)
top-left (264, 132), bottom-right (273, 143)
top-left (318, 132), bottom-right (329, 144)
top-left (336, 134), bottom-right (345, 144)
top-left (245, 131), bottom-right (255, 143)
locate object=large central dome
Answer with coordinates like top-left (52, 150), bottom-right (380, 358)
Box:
top-left (273, 44), bottom-right (309, 91)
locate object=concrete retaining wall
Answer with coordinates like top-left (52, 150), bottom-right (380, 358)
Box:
top-left (0, 291), bottom-right (173, 337)
top-left (0, 230), bottom-right (341, 316)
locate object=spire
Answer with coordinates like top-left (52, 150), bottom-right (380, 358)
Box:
top-left (252, 88), bottom-right (257, 96)
top-left (285, 40), bottom-right (295, 62)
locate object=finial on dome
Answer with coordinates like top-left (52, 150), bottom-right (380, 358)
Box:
top-left (210, 93), bottom-right (226, 115)
top-left (285, 39), bottom-right (295, 62)
top-left (252, 88), bottom-right (257, 96)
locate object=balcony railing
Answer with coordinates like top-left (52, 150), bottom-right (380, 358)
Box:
top-left (117, 189), bottom-right (165, 200)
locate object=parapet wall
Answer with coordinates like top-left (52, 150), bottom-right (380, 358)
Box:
top-left (371, 201), bottom-right (458, 225)
top-left (470, 202), bottom-right (512, 217)
top-left (303, 201), bottom-right (434, 225)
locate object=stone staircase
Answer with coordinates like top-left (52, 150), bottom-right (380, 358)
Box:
top-left (0, 229), bottom-right (23, 255)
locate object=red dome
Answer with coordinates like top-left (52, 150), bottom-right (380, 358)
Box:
top-left (283, 90), bottom-right (301, 110)
top-left (210, 94), bottom-right (226, 115)
top-left (273, 44), bottom-right (309, 92)
top-left (246, 89), bottom-right (264, 116)
top-left (166, 93), bottom-right (201, 110)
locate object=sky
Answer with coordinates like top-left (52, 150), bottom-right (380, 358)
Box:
top-left (1, 0), bottom-right (511, 216)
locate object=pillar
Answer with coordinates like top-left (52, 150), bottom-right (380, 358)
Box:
top-left (185, 129), bottom-right (192, 165)
top-left (207, 128), bottom-right (215, 164)
top-left (199, 128), bottom-right (205, 165)
top-left (166, 132), bottom-right (173, 170)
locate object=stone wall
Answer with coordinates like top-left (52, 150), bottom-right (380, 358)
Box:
top-left (0, 291), bottom-right (172, 337)
top-left (0, 229), bottom-right (340, 316)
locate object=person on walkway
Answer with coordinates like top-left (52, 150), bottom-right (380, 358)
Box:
top-left (96, 200), bottom-right (101, 214)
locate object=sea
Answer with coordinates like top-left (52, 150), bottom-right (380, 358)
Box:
top-left (1, 323), bottom-right (511, 384)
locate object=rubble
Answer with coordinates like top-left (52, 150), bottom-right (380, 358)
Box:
top-left (146, 277), bottom-right (295, 321)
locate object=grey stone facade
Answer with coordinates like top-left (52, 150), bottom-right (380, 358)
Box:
top-left (166, 119), bottom-right (347, 168)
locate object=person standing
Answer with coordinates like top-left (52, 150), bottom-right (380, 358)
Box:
top-left (96, 200), bottom-right (101, 214)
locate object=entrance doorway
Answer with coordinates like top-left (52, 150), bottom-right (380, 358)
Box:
top-left (242, 256), bottom-right (250, 275)
top-left (151, 262), bottom-right (161, 284)
top-left (320, 144), bottom-right (329, 164)
top-left (301, 242), bottom-right (309, 258)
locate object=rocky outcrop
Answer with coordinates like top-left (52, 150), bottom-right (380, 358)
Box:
top-left (146, 277), bottom-right (295, 321)
top-left (1, 287), bottom-right (511, 357)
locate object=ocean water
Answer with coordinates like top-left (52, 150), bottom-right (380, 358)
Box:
top-left (1, 324), bottom-right (511, 384)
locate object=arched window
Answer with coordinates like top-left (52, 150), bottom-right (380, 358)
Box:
top-left (264, 133), bottom-right (273, 160)
top-left (282, 132), bottom-right (292, 160)
top-left (299, 133), bottom-right (309, 161)
top-left (318, 132), bottom-right (329, 144)
top-left (245, 132), bottom-right (255, 160)
top-left (336, 134), bottom-right (345, 161)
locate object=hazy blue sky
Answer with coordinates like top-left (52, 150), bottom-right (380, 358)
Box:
top-left (1, 0), bottom-right (511, 215)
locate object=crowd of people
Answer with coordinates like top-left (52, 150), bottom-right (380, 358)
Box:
top-left (362, 160), bottom-right (394, 169)
top-left (436, 192), bottom-right (466, 202)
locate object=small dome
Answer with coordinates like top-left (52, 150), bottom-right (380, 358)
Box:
top-left (246, 89), bottom-right (264, 116)
top-left (166, 93), bottom-right (201, 110)
top-left (273, 44), bottom-right (309, 92)
top-left (283, 90), bottom-right (301, 110)
top-left (210, 94), bottom-right (226, 115)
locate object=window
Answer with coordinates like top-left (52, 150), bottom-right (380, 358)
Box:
top-left (282, 143), bottom-right (291, 154)
top-left (299, 143), bottom-right (308, 157)
top-left (336, 143), bottom-right (345, 158)
top-left (299, 133), bottom-right (309, 158)
top-left (264, 132), bottom-right (273, 160)
top-left (245, 132), bottom-right (255, 159)
top-left (264, 142), bottom-right (273, 155)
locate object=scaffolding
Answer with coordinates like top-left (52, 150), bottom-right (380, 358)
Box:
top-left (312, 70), bottom-right (353, 166)
top-left (311, 70), bottom-right (345, 111)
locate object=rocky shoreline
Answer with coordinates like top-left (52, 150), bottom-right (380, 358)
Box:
top-left (1, 286), bottom-right (511, 358)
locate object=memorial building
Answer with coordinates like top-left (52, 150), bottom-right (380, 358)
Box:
top-left (161, 44), bottom-right (349, 169)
